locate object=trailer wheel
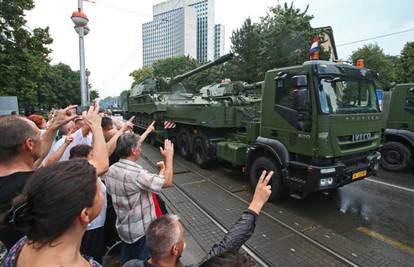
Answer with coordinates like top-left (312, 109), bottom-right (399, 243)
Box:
top-left (249, 156), bottom-right (287, 201)
top-left (380, 141), bottom-right (411, 171)
top-left (177, 130), bottom-right (192, 160)
top-left (193, 137), bottom-right (210, 168)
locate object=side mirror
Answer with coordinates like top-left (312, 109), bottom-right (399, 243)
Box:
top-left (292, 75), bottom-right (308, 88)
top-left (293, 88), bottom-right (309, 112)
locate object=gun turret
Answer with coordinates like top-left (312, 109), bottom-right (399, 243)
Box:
top-left (169, 53), bottom-right (234, 85)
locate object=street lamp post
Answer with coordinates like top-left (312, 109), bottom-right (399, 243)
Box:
top-left (71, 0), bottom-right (89, 107)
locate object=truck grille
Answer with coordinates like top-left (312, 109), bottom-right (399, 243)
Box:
top-left (337, 132), bottom-right (377, 151)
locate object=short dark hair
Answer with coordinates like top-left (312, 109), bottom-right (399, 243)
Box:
top-left (200, 251), bottom-right (253, 267)
top-left (0, 159), bottom-right (97, 247)
top-left (146, 215), bottom-right (181, 259)
top-left (101, 116), bottom-right (113, 130)
top-left (0, 116), bottom-right (38, 163)
top-left (69, 144), bottom-right (93, 159)
top-left (115, 132), bottom-right (140, 158)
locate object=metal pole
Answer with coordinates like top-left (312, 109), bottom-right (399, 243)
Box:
top-left (77, 0), bottom-right (88, 106)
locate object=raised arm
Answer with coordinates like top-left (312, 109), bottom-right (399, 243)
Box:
top-left (43, 134), bottom-right (73, 167)
top-left (84, 102), bottom-right (109, 176)
top-left (159, 139), bottom-right (174, 188)
top-left (204, 171), bottom-right (273, 260)
top-left (33, 105), bottom-right (77, 168)
top-left (139, 121), bottom-right (155, 144)
top-left (106, 116), bottom-right (134, 156)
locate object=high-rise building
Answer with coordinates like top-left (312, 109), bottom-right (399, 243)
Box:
top-left (214, 24), bottom-right (225, 59)
top-left (142, 5), bottom-right (197, 67)
top-left (143, 0), bottom-right (221, 66)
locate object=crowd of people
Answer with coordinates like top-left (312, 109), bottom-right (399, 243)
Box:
top-left (0, 102), bottom-right (274, 267)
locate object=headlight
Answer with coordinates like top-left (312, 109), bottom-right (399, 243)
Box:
top-left (320, 177), bottom-right (334, 186)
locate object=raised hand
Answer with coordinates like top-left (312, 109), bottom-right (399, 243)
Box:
top-left (82, 101), bottom-right (102, 130)
top-left (159, 139), bottom-right (174, 160)
top-left (249, 170), bottom-right (273, 214)
top-left (156, 161), bottom-right (165, 175)
top-left (121, 116), bottom-right (135, 133)
top-left (49, 105), bottom-right (78, 130)
top-left (145, 121), bottom-right (156, 133)
top-left (64, 129), bottom-right (74, 145)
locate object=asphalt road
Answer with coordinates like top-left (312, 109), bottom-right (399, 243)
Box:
top-left (193, 161), bottom-right (414, 266)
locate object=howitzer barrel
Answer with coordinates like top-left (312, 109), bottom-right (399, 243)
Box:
top-left (170, 53), bottom-right (234, 85)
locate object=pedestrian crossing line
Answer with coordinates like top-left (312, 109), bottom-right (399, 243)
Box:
top-left (357, 226), bottom-right (414, 255)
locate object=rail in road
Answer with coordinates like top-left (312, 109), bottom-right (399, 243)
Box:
top-left (140, 144), bottom-right (392, 266)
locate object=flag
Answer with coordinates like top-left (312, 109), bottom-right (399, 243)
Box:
top-left (164, 120), bottom-right (176, 129)
top-left (309, 36), bottom-right (319, 59)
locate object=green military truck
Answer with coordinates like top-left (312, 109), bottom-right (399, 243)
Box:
top-left (380, 83), bottom-right (414, 171)
top-left (128, 59), bottom-right (383, 200)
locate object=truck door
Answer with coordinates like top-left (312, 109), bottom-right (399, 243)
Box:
top-left (261, 71), bottom-right (315, 156)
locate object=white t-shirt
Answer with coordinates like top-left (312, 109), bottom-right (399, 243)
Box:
top-left (87, 178), bottom-right (107, 230)
top-left (51, 129), bottom-right (93, 161)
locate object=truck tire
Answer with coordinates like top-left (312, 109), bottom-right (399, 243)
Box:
top-left (177, 130), bottom-right (192, 160)
top-left (380, 141), bottom-right (411, 171)
top-left (193, 137), bottom-right (210, 168)
top-left (249, 156), bottom-right (287, 201)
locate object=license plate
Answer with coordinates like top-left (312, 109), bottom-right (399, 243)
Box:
top-left (352, 170), bottom-right (367, 180)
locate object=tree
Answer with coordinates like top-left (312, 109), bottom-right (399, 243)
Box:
top-left (397, 41), bottom-right (414, 83)
top-left (42, 63), bottom-right (81, 108)
top-left (152, 56), bottom-right (199, 78)
top-left (225, 18), bottom-right (262, 83)
top-left (90, 89), bottom-right (99, 101)
top-left (226, 2), bottom-right (329, 83)
top-left (350, 44), bottom-right (397, 90)
top-left (129, 66), bottom-right (153, 88)
top-left (119, 90), bottom-right (129, 110)
top-left (0, 0), bottom-right (53, 112)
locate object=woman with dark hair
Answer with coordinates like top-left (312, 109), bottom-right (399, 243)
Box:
top-left (0, 159), bottom-right (104, 267)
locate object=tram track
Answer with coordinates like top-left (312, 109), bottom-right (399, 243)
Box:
top-left (141, 150), bottom-right (362, 267)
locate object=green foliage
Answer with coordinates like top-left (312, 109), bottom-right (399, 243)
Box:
top-left (42, 63), bottom-right (81, 108)
top-left (90, 89), bottom-right (99, 101)
top-left (226, 2), bottom-right (330, 83)
top-left (129, 66), bottom-right (153, 88)
top-left (397, 41), bottom-right (414, 83)
top-left (0, 0), bottom-right (87, 111)
top-left (152, 56), bottom-right (199, 78)
top-left (224, 18), bottom-right (262, 82)
top-left (350, 44), bottom-right (397, 90)
top-left (119, 90), bottom-right (129, 110)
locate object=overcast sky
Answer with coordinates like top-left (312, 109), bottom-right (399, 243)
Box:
top-left (26, 0), bottom-right (414, 98)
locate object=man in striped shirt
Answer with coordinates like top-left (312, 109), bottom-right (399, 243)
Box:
top-left (102, 132), bottom-right (174, 265)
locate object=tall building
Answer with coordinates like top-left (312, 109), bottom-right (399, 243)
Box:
top-left (143, 0), bottom-right (222, 66)
top-left (142, 6), bottom-right (197, 66)
top-left (214, 24), bottom-right (225, 59)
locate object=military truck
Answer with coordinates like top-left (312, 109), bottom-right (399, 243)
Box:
top-left (380, 83), bottom-right (414, 171)
top-left (128, 59), bottom-right (382, 200)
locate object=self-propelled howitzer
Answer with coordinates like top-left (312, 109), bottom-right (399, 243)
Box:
top-left (126, 53), bottom-right (236, 128)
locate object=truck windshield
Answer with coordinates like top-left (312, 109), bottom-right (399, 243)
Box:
top-left (318, 77), bottom-right (379, 114)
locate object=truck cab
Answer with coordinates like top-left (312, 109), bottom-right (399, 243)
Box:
top-left (381, 83), bottom-right (414, 171)
top-left (247, 60), bottom-right (382, 199)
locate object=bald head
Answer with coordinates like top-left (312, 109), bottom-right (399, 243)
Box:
top-left (0, 116), bottom-right (40, 163)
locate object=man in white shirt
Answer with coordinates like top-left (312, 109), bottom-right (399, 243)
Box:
top-left (51, 126), bottom-right (92, 162)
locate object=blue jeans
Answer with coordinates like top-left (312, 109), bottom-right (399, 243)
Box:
top-left (120, 236), bottom-right (149, 265)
